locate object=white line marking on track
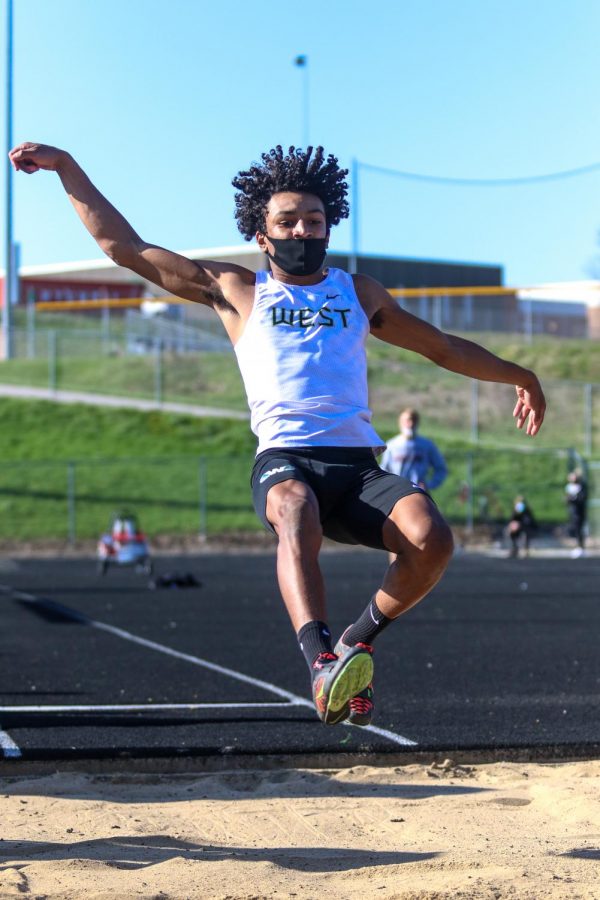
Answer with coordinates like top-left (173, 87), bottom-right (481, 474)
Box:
top-left (0, 584), bottom-right (417, 747)
top-left (0, 703), bottom-right (298, 713)
top-left (0, 728), bottom-right (22, 758)
top-left (89, 618), bottom-right (417, 745)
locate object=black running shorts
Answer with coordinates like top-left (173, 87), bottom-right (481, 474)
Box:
top-left (251, 446), bottom-right (428, 551)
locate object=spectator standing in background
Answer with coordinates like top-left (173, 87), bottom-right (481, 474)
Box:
top-left (380, 408), bottom-right (448, 492)
top-left (507, 495), bottom-right (537, 558)
top-left (565, 470), bottom-right (588, 558)
top-left (380, 408), bottom-right (448, 563)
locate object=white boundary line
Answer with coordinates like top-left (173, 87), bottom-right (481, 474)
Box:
top-left (0, 703), bottom-right (298, 713)
top-left (0, 585), bottom-right (417, 747)
top-left (0, 728), bottom-right (22, 759)
top-left (0, 584), bottom-right (24, 758)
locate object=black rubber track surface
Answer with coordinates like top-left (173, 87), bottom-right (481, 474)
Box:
top-left (1, 552), bottom-right (599, 763)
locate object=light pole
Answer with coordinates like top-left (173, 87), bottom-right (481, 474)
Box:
top-left (293, 54), bottom-right (309, 148)
top-left (3, 0), bottom-right (14, 360)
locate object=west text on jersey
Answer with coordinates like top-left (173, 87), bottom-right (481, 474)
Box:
top-left (271, 306), bottom-right (351, 328)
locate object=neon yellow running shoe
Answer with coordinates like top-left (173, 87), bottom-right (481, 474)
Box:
top-left (311, 648), bottom-right (373, 725)
top-left (334, 629), bottom-right (375, 726)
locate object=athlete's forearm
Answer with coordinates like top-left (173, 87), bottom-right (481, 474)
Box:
top-left (56, 153), bottom-right (142, 262)
top-left (436, 333), bottom-right (537, 388)
top-left (370, 297), bottom-right (537, 390)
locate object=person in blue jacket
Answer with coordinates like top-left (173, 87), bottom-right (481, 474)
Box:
top-left (380, 408), bottom-right (448, 491)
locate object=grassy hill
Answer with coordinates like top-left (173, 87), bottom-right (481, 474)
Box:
top-left (368, 332), bottom-right (600, 382)
top-left (0, 399), bottom-right (258, 540)
top-left (0, 401), bottom-right (575, 543)
top-left (2, 333), bottom-right (599, 447)
top-left (0, 331), bottom-right (596, 541)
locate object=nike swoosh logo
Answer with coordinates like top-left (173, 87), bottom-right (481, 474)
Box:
top-left (325, 293), bottom-right (340, 300)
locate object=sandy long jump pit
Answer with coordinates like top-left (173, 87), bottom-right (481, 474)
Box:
top-left (1, 758), bottom-right (599, 899)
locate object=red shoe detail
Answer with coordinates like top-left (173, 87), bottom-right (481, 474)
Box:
top-left (312, 652), bottom-right (338, 670)
top-left (334, 629), bottom-right (375, 726)
top-left (310, 649), bottom-right (373, 725)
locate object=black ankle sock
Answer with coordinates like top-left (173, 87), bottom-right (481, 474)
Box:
top-left (344, 597), bottom-right (392, 646)
top-left (297, 620), bottom-right (333, 671)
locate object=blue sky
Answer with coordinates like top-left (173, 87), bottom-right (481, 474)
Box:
top-left (2, 0), bottom-right (600, 286)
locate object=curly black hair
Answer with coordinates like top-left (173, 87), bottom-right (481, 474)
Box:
top-left (232, 145), bottom-right (349, 240)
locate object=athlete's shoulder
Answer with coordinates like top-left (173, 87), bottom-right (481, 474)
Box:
top-left (351, 273), bottom-right (394, 320)
top-left (350, 272), bottom-right (385, 294)
top-left (196, 265), bottom-right (256, 343)
top-left (212, 264), bottom-right (256, 308)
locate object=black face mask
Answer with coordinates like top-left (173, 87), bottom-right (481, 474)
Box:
top-left (265, 237), bottom-right (327, 276)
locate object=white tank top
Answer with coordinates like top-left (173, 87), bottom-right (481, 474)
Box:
top-left (234, 267), bottom-right (384, 454)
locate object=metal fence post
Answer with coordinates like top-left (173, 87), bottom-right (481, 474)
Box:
top-left (470, 379), bottom-right (479, 443)
top-left (154, 339), bottom-right (163, 404)
top-left (524, 298), bottom-right (533, 344)
top-left (583, 383), bottom-right (593, 457)
top-left (465, 451), bottom-right (474, 533)
top-left (102, 304), bottom-right (110, 353)
top-left (48, 330), bottom-right (57, 392)
top-left (67, 461), bottom-right (76, 544)
top-left (199, 456), bottom-right (207, 539)
top-left (26, 289), bottom-right (36, 359)
top-left (433, 295), bottom-right (442, 329)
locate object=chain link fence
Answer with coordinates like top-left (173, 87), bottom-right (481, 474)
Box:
top-left (1, 327), bottom-right (599, 454)
top-left (0, 448), bottom-right (585, 544)
top-left (1, 318), bottom-right (598, 544)
top-left (368, 362), bottom-right (600, 456)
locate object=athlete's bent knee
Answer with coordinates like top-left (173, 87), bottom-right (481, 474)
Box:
top-left (385, 494), bottom-right (454, 567)
top-left (423, 517), bottom-right (454, 568)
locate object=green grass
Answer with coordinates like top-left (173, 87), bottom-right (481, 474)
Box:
top-left (0, 398), bottom-right (255, 460)
top-left (0, 345), bottom-right (248, 410)
top-left (368, 332), bottom-right (600, 382)
top-left (370, 369), bottom-right (597, 452)
top-left (1, 329), bottom-right (597, 541)
top-left (0, 456), bottom-right (259, 540)
top-left (1, 337), bottom-right (598, 452)
top-left (0, 396), bottom-right (575, 541)
top-left (15, 307), bottom-right (600, 381)
top-left (0, 398), bottom-right (258, 540)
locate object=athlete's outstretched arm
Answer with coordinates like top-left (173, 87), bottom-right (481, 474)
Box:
top-left (355, 274), bottom-right (546, 436)
top-left (8, 142), bottom-right (251, 307)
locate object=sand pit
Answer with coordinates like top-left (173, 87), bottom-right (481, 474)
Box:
top-left (1, 759), bottom-right (599, 898)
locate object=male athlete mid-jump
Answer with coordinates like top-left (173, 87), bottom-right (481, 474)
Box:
top-left (10, 142), bottom-right (546, 726)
